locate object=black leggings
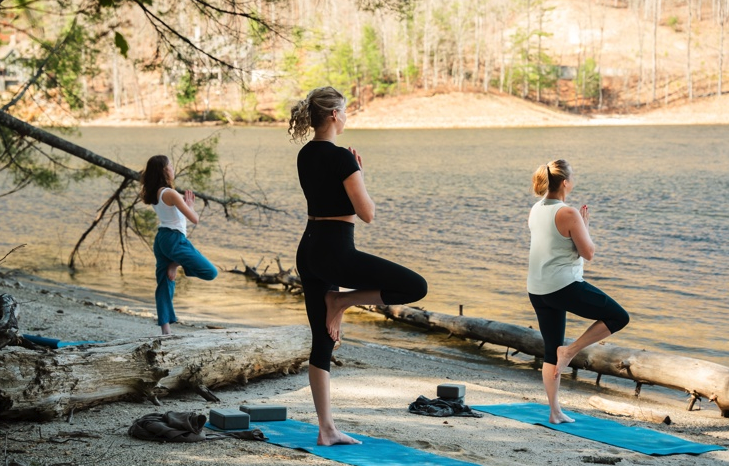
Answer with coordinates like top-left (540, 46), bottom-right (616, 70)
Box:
top-left (529, 281), bottom-right (629, 365)
top-left (296, 220), bottom-right (428, 371)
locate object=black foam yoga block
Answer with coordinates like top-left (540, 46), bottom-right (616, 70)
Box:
top-left (437, 383), bottom-right (466, 399)
top-left (239, 405), bottom-right (287, 421)
top-left (209, 408), bottom-right (250, 429)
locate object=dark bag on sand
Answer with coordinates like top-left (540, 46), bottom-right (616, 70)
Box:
top-left (128, 411), bottom-right (267, 443)
top-left (408, 395), bottom-right (484, 418)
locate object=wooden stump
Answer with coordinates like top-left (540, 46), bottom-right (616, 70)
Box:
top-left (0, 293), bottom-right (19, 349)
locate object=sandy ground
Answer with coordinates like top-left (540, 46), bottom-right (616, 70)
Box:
top-left (1, 271), bottom-right (728, 466)
top-left (344, 91), bottom-right (729, 129)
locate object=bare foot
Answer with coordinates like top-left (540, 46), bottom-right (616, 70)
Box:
top-left (318, 428), bottom-right (362, 446)
top-left (554, 346), bottom-right (574, 379)
top-left (167, 262), bottom-right (180, 281)
top-left (160, 323), bottom-right (172, 335)
top-left (324, 291), bottom-right (347, 343)
top-left (333, 331), bottom-right (343, 350)
top-left (549, 411), bottom-right (575, 424)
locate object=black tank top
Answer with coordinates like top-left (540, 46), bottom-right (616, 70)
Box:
top-left (297, 141), bottom-right (361, 217)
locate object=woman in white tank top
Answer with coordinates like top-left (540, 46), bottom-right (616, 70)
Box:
top-left (141, 155), bottom-right (218, 335)
top-left (527, 159), bottom-right (629, 424)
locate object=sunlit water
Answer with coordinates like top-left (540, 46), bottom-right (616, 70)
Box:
top-left (1, 126), bottom-right (727, 372)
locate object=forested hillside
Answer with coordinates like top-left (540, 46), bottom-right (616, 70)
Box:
top-left (1, 0), bottom-right (728, 124)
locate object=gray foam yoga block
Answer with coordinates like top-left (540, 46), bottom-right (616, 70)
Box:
top-left (437, 383), bottom-right (466, 399)
top-left (209, 408), bottom-right (250, 430)
top-left (239, 405), bottom-right (287, 421)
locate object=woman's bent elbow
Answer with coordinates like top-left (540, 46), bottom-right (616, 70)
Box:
top-left (357, 208), bottom-right (375, 223)
top-left (580, 245), bottom-right (595, 261)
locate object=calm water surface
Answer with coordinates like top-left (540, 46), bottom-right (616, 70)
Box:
top-left (1, 125), bottom-right (727, 369)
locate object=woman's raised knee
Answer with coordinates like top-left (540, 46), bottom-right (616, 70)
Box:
top-left (203, 267), bottom-right (218, 281)
top-left (411, 274), bottom-right (428, 302)
top-left (610, 311), bottom-right (630, 334)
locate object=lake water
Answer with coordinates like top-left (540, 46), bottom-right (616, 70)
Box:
top-left (1, 125), bottom-right (727, 370)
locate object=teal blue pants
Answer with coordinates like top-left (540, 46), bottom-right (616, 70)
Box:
top-left (153, 227), bottom-right (218, 326)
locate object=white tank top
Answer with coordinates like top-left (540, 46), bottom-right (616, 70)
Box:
top-left (152, 188), bottom-right (187, 236)
top-left (527, 198), bottom-right (583, 295)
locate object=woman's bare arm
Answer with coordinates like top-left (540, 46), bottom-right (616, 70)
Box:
top-left (343, 147), bottom-right (375, 223)
top-left (556, 205), bottom-right (594, 260)
top-left (163, 189), bottom-right (200, 224)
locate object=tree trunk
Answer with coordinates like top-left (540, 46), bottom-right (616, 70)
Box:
top-left (499, 21), bottom-right (505, 93)
top-left (719, 0), bottom-right (727, 97)
top-left (523, 0), bottom-right (531, 99)
top-left (537, 5), bottom-right (543, 103)
top-left (652, 0), bottom-right (659, 102)
top-left (635, 7), bottom-right (645, 106)
top-left (0, 326), bottom-right (311, 421)
top-left (688, 0), bottom-right (694, 100)
top-left (422, 0), bottom-right (432, 92)
top-left (473, 15), bottom-right (482, 89)
top-left (371, 305), bottom-right (729, 417)
top-left (112, 49), bottom-right (121, 110)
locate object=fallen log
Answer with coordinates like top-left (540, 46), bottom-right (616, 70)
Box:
top-left (588, 395), bottom-right (671, 424)
top-left (0, 326), bottom-right (310, 421)
top-left (371, 305), bottom-right (729, 418)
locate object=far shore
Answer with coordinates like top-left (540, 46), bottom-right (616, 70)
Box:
top-left (1, 269), bottom-right (728, 466)
top-left (76, 91), bottom-right (729, 129)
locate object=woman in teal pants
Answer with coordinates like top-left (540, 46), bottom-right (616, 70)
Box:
top-left (141, 155), bottom-right (217, 334)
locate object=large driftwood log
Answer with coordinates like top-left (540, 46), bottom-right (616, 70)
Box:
top-left (589, 396), bottom-right (671, 424)
top-left (371, 305), bottom-right (729, 417)
top-left (0, 326), bottom-right (310, 421)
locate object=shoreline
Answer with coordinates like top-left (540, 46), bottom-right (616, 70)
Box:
top-left (73, 91), bottom-right (729, 129)
top-left (1, 271), bottom-right (728, 465)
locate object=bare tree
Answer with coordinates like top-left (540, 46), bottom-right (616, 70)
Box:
top-left (632, 1), bottom-right (646, 106)
top-left (688, 0), bottom-right (694, 100)
top-left (719, 0), bottom-right (728, 97)
top-left (652, 0), bottom-right (660, 102)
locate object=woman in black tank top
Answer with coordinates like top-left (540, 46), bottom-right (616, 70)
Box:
top-left (289, 86), bottom-right (427, 446)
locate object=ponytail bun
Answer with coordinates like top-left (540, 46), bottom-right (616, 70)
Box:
top-left (287, 86), bottom-right (346, 143)
top-left (531, 160), bottom-right (572, 196)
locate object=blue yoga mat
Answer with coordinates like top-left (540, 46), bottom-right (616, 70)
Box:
top-left (22, 334), bottom-right (104, 348)
top-left (472, 403), bottom-right (726, 456)
top-left (205, 419), bottom-right (478, 466)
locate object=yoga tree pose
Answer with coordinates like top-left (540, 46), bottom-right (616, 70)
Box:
top-left (289, 86), bottom-right (427, 445)
top-left (141, 155), bottom-right (218, 335)
top-left (527, 159), bottom-right (629, 424)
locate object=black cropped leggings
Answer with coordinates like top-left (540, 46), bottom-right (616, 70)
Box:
top-left (529, 280), bottom-right (630, 365)
top-left (296, 220), bottom-right (428, 371)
